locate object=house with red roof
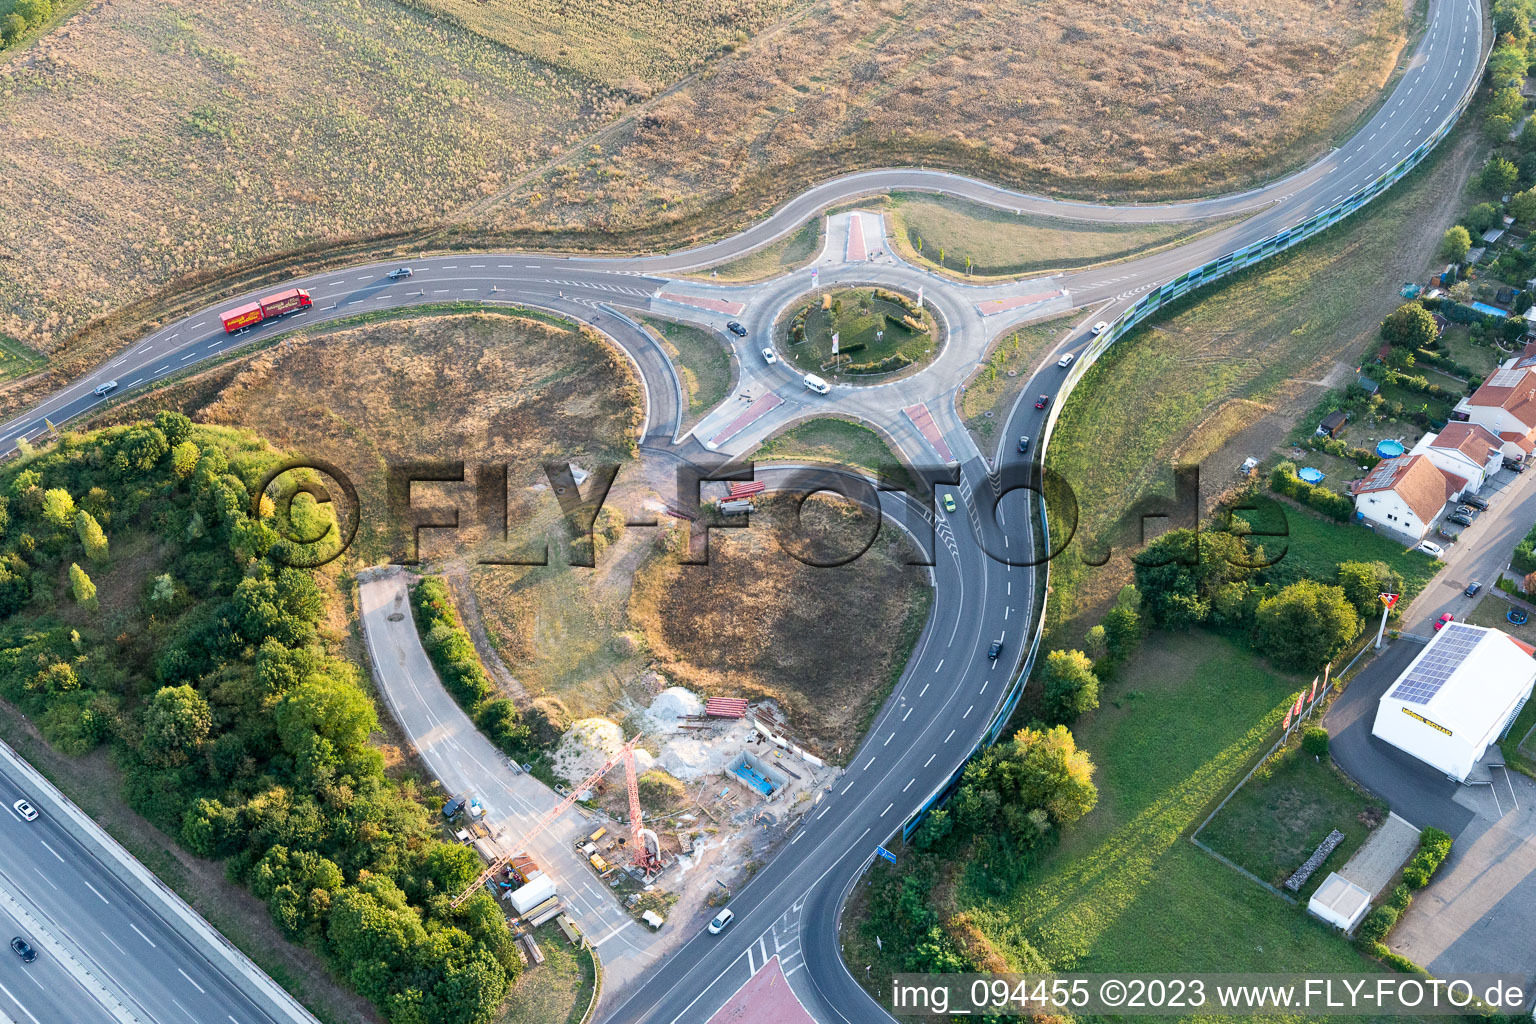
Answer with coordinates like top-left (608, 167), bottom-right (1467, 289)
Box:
top-left (1408, 422), bottom-right (1503, 494)
top-left (1453, 365), bottom-right (1536, 459)
top-left (1350, 454), bottom-right (1465, 542)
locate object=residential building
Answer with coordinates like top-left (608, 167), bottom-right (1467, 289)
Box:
top-left (1452, 364), bottom-right (1536, 458)
top-left (1350, 455), bottom-right (1464, 541)
top-left (1409, 422), bottom-right (1502, 493)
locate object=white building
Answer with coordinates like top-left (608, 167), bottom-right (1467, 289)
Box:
top-left (1308, 873), bottom-right (1372, 932)
top-left (1372, 622), bottom-right (1536, 782)
top-left (1452, 365), bottom-right (1536, 459)
top-left (1350, 455), bottom-right (1464, 541)
top-left (1409, 422), bottom-right (1503, 494)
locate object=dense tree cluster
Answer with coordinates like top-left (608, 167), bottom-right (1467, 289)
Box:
top-left (0, 418), bottom-right (516, 1024)
top-left (411, 577), bottom-right (531, 761)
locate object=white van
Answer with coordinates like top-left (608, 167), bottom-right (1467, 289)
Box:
top-left (803, 373), bottom-right (831, 395)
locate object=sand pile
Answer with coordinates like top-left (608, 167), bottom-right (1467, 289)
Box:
top-left (642, 686), bottom-right (704, 733)
top-left (553, 717), bottom-right (655, 787)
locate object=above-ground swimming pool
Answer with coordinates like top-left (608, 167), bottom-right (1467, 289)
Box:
top-left (1376, 439), bottom-right (1406, 457)
top-left (1469, 301), bottom-right (1508, 319)
top-left (1297, 467), bottom-right (1325, 484)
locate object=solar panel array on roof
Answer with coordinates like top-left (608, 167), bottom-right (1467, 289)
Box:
top-left (1487, 366), bottom-right (1528, 388)
top-left (1389, 622), bottom-right (1482, 705)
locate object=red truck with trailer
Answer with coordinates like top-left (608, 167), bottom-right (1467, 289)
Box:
top-left (220, 288), bottom-right (312, 333)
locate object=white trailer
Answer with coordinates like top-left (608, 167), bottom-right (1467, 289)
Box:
top-left (508, 874), bottom-right (558, 916)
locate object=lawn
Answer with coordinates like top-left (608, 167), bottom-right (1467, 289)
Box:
top-left (695, 220), bottom-right (823, 283)
top-left (886, 193), bottom-right (1250, 279)
top-left (496, 921), bottom-right (597, 1024)
top-left (1200, 743), bottom-right (1386, 899)
top-left (1436, 324), bottom-right (1505, 377)
top-left (781, 288), bottom-right (938, 379)
top-left (639, 315), bottom-right (733, 428)
top-left (1042, 122), bottom-right (1477, 645)
top-left (952, 632), bottom-right (1407, 1015)
top-left (0, 333), bottom-right (44, 381)
top-left (959, 313), bottom-right (1078, 450)
top-left (750, 416), bottom-right (914, 491)
top-left (1255, 501), bottom-right (1441, 601)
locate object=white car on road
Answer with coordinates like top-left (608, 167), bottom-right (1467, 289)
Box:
top-left (92, 381), bottom-right (118, 397)
top-left (1091, 321), bottom-right (1110, 336)
top-left (707, 909), bottom-right (735, 934)
top-left (762, 347), bottom-right (777, 364)
top-left (12, 799), bottom-right (38, 821)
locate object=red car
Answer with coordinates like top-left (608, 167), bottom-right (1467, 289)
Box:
top-left (1434, 612), bottom-right (1454, 631)
top-left (1034, 394), bottom-right (1050, 410)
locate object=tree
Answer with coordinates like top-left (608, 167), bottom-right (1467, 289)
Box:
top-left (1336, 560), bottom-right (1405, 619)
top-left (1133, 528), bottom-right (1260, 630)
top-left (41, 487), bottom-right (75, 530)
top-left (140, 684), bottom-right (212, 766)
top-left (69, 562), bottom-right (97, 610)
top-left (170, 440), bottom-right (200, 480)
top-left (153, 410), bottom-right (192, 446)
top-left (1510, 188), bottom-right (1536, 225)
top-left (2, 13), bottom-right (26, 42)
top-left (1465, 202), bottom-right (1501, 233)
top-left (1480, 156), bottom-right (1519, 195)
top-left (1040, 650), bottom-right (1100, 724)
top-left (1012, 725), bottom-right (1098, 825)
top-left (1380, 303), bottom-right (1439, 350)
top-left (13, 0), bottom-right (50, 28)
top-left (1102, 586), bottom-right (1142, 661)
top-left (1440, 225), bottom-right (1472, 261)
top-left (75, 509), bottom-right (109, 562)
top-left (1082, 624), bottom-right (1109, 664)
top-left (1253, 581), bottom-right (1360, 671)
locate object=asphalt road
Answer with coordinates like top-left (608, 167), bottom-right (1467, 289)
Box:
top-left (0, 753), bottom-right (303, 1024)
top-left (0, 0), bottom-right (1490, 1021)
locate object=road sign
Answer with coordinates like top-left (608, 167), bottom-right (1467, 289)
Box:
top-left (875, 845), bottom-right (897, 864)
top-left (1380, 592), bottom-right (1399, 608)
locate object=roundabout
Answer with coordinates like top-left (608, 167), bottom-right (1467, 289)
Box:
top-left (0, 1), bottom-right (1490, 1021)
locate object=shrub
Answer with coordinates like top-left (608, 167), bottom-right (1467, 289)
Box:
top-left (1402, 827), bottom-right (1453, 888)
top-left (1357, 905), bottom-right (1399, 943)
top-left (1301, 727), bottom-right (1330, 757)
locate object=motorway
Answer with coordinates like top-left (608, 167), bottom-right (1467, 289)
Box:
top-left (0, 0), bottom-right (1489, 1021)
top-left (0, 748), bottom-right (313, 1024)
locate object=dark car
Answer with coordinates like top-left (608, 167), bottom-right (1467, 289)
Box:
top-left (987, 639), bottom-right (1004, 660)
top-left (9, 937), bottom-right (35, 963)
top-left (1017, 435), bottom-right (1030, 453)
top-left (1463, 495), bottom-right (1489, 511)
top-left (1034, 394), bottom-right (1049, 410)
top-left (385, 267), bottom-right (413, 280)
top-left (1447, 513), bottom-right (1474, 527)
top-left (726, 321), bottom-right (748, 337)
top-left (1465, 581), bottom-right (1483, 597)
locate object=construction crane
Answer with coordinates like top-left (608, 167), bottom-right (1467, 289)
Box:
top-left (451, 734), bottom-right (656, 908)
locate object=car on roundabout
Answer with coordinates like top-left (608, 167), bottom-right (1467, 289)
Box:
top-left (761, 347), bottom-right (777, 364)
top-left (727, 321), bottom-right (748, 337)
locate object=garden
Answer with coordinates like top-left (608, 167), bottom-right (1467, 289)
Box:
top-left (779, 288), bottom-right (940, 380)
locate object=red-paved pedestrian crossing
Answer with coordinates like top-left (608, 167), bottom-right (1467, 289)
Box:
top-left (975, 290), bottom-right (1062, 316)
top-left (845, 213), bottom-right (867, 262)
top-left (710, 392), bottom-right (784, 447)
top-left (903, 402), bottom-right (954, 463)
top-left (657, 292), bottom-right (747, 315)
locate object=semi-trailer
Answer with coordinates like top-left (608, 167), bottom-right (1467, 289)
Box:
top-left (219, 287), bottom-right (312, 333)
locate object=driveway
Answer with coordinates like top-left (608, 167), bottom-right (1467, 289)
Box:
top-left (1399, 464), bottom-right (1536, 635)
top-left (356, 569), bottom-right (663, 994)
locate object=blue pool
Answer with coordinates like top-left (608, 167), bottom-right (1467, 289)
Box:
top-left (1470, 301), bottom-right (1508, 319)
top-left (1376, 439), bottom-right (1406, 458)
top-left (733, 762), bottom-right (775, 796)
top-left (1297, 467), bottom-right (1324, 484)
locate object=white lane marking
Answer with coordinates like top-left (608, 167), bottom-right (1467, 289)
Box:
top-left (0, 979), bottom-right (43, 1024)
top-left (980, 679), bottom-right (988, 694)
top-left (924, 754), bottom-right (936, 767)
top-left (180, 352), bottom-right (195, 361)
top-left (99, 930), bottom-right (126, 955)
top-left (1004, 606), bottom-right (1010, 619)
top-left (841, 778), bottom-right (857, 794)
top-left (177, 968), bottom-right (206, 995)
top-left (933, 659), bottom-right (943, 672)
top-left (790, 831), bottom-right (804, 845)
top-left (125, 378), bottom-right (143, 388)
top-left (903, 778), bottom-right (915, 792)
top-left (918, 683), bottom-right (929, 697)
top-left (32, 867), bottom-right (58, 891)
top-left (880, 803), bottom-right (893, 817)
top-left (884, 732), bottom-right (894, 746)
top-left (37, 840), bottom-right (63, 864)
top-left (902, 707), bottom-right (912, 721)
top-left (129, 922), bottom-right (157, 947)
top-left (944, 730), bottom-right (955, 742)
top-left (817, 804), bottom-right (831, 818)
top-left (864, 756), bottom-right (876, 769)
top-left (83, 879), bottom-right (110, 904)
top-left (963, 705), bottom-right (973, 719)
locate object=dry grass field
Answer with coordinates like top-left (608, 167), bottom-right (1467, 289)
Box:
top-left (0, 0), bottom-right (1409, 365)
top-left (487, 0), bottom-right (1410, 238)
top-left (399, 0), bottom-right (797, 92)
top-left (91, 311), bottom-right (642, 564)
top-left (629, 496), bottom-right (931, 757)
top-left (0, 0), bottom-right (615, 351)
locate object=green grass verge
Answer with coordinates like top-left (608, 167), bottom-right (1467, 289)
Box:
top-left (959, 312), bottom-right (1077, 449)
top-left (1200, 744), bottom-right (1386, 899)
top-left (750, 416), bottom-right (914, 492)
top-left (638, 315), bottom-right (732, 426)
top-left (0, 331), bottom-right (44, 381)
top-left (694, 220), bottom-right (822, 282)
top-left (958, 632), bottom-right (1402, 1015)
top-left (887, 192), bottom-right (1250, 279)
top-left (496, 922), bottom-right (597, 1024)
top-left (1256, 500), bottom-right (1441, 602)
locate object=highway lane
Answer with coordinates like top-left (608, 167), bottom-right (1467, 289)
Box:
top-left (0, 759), bottom-right (300, 1024)
top-left (0, 900), bottom-right (108, 1024)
